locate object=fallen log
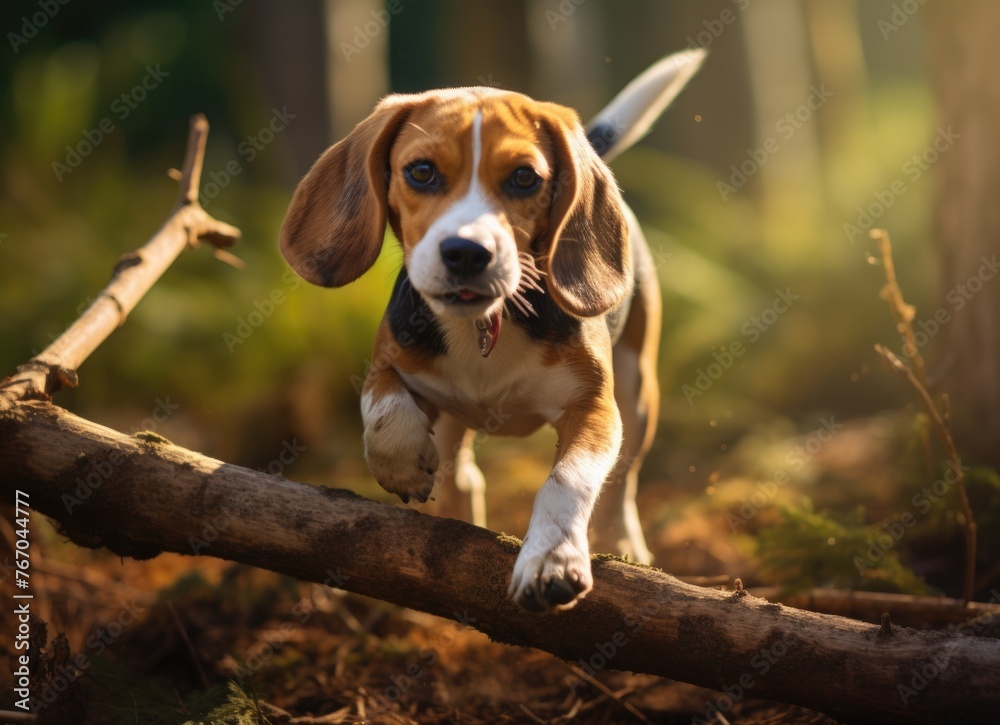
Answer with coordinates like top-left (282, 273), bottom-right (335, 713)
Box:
top-left (1, 401), bottom-right (999, 723)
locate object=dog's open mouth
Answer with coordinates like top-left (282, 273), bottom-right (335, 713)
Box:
top-left (441, 288), bottom-right (494, 305)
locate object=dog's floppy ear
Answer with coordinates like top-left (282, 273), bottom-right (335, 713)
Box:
top-left (280, 98), bottom-right (417, 287)
top-left (537, 106), bottom-right (632, 318)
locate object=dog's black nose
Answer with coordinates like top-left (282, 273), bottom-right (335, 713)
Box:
top-left (440, 237), bottom-right (492, 276)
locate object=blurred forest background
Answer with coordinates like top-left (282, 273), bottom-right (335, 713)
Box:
top-left (3, 0), bottom-right (1000, 722)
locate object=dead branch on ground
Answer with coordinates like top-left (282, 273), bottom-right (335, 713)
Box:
top-left (871, 228), bottom-right (977, 604)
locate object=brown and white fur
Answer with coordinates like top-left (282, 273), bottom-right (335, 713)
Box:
top-left (280, 50), bottom-right (705, 611)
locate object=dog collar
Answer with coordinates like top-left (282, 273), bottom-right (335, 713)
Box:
top-left (475, 312), bottom-right (502, 357)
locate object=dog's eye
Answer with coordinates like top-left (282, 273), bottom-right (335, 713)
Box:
top-left (508, 166), bottom-right (541, 195)
top-left (405, 161), bottom-right (441, 191)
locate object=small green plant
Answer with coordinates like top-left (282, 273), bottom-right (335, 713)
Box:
top-left (756, 500), bottom-right (928, 596)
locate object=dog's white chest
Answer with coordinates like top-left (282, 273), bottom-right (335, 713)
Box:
top-left (398, 320), bottom-right (577, 434)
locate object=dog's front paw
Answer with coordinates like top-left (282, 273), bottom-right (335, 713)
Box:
top-left (364, 399), bottom-right (438, 504)
top-left (508, 528), bottom-right (593, 612)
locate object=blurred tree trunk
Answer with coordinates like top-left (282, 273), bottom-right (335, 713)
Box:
top-left (741, 0), bottom-right (823, 224)
top-left (239, 1), bottom-right (331, 178)
top-left (240, 1), bottom-right (392, 172)
top-left (325, 0), bottom-right (389, 139)
top-left (435, 0), bottom-right (530, 90)
top-left (525, 0), bottom-right (609, 115)
top-left (595, 0), bottom-right (756, 179)
top-left (927, 0), bottom-right (1000, 469)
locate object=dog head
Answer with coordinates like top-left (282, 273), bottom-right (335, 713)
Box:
top-left (280, 88), bottom-right (631, 319)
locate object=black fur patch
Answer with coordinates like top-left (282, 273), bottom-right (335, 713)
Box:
top-left (586, 123), bottom-right (621, 159)
top-left (509, 281), bottom-right (581, 344)
top-left (388, 269), bottom-right (447, 357)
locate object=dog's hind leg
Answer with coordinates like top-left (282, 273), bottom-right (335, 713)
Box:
top-left (590, 237), bottom-right (660, 564)
top-left (426, 412), bottom-right (487, 527)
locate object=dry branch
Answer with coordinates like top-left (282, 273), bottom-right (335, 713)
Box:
top-left (0, 114), bottom-right (239, 407)
top-left (751, 587), bottom-right (999, 629)
top-left (873, 228), bottom-right (926, 385)
top-left (1, 402), bottom-right (999, 723)
top-left (872, 228), bottom-right (978, 604)
top-left (876, 344), bottom-right (978, 605)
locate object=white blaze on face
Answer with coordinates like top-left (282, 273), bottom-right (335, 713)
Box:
top-left (407, 110), bottom-right (521, 318)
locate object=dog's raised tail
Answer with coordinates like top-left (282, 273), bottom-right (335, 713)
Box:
top-left (586, 48), bottom-right (707, 163)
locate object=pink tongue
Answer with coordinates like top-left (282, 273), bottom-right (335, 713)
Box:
top-left (458, 290), bottom-right (478, 301)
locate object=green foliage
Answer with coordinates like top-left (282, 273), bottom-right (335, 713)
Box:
top-left (182, 681), bottom-right (265, 725)
top-left (87, 654), bottom-right (271, 724)
top-left (967, 466), bottom-right (1000, 569)
top-left (86, 656), bottom-right (231, 725)
top-left (756, 500), bottom-right (929, 596)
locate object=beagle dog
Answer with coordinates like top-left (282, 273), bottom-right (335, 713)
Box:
top-left (280, 50), bottom-right (705, 611)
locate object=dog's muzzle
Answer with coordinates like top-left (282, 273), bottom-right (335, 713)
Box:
top-left (435, 236), bottom-right (499, 307)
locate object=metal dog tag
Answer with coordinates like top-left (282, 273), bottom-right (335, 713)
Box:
top-left (475, 313), bottom-right (501, 357)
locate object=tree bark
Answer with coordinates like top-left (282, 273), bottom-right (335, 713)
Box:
top-left (927, 0), bottom-right (1000, 469)
top-left (1, 400), bottom-right (998, 724)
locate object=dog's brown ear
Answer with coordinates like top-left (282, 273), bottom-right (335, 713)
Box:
top-left (280, 99), bottom-right (416, 287)
top-left (537, 105), bottom-right (632, 317)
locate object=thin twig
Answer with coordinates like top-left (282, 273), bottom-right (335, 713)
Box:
top-left (871, 229), bottom-right (926, 384)
top-left (175, 114), bottom-right (208, 208)
top-left (975, 558), bottom-right (1000, 594)
top-left (0, 114), bottom-right (240, 407)
top-left (875, 344), bottom-right (977, 603)
top-left (518, 703), bottom-right (548, 724)
top-left (166, 600), bottom-right (211, 690)
top-left (569, 666), bottom-right (650, 723)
